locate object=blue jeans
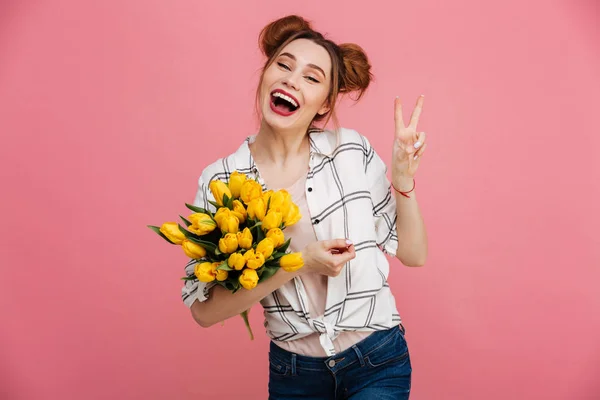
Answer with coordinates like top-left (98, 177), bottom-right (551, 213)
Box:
top-left (268, 324), bottom-right (412, 399)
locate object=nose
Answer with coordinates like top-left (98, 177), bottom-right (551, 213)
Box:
top-left (282, 72), bottom-right (300, 91)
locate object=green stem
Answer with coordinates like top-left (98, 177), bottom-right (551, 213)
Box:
top-left (240, 309), bottom-right (254, 340)
top-left (247, 221), bottom-right (263, 230)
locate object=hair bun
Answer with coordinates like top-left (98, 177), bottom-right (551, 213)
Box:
top-left (339, 43), bottom-right (372, 99)
top-left (259, 15), bottom-right (312, 58)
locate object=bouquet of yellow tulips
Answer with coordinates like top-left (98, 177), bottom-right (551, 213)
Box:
top-left (148, 171), bottom-right (304, 339)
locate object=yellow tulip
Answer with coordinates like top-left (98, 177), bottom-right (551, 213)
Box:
top-left (209, 180), bottom-right (232, 206)
top-left (240, 180), bottom-right (263, 204)
top-left (243, 249), bottom-right (265, 270)
top-left (256, 238), bottom-right (275, 259)
top-left (214, 208), bottom-right (239, 233)
top-left (266, 228), bottom-right (285, 248)
top-left (160, 222), bottom-right (186, 244)
top-left (207, 262), bottom-right (228, 282)
top-left (214, 268), bottom-right (229, 282)
top-left (187, 213), bottom-right (216, 235)
top-left (239, 268), bottom-right (259, 290)
top-left (247, 198), bottom-right (267, 221)
top-left (219, 233), bottom-right (239, 253)
top-left (237, 228), bottom-right (253, 250)
top-left (228, 252), bottom-right (246, 271)
top-left (269, 190), bottom-right (292, 217)
top-left (228, 171), bottom-right (247, 199)
top-left (262, 211), bottom-right (283, 231)
top-left (283, 203), bottom-right (302, 227)
top-left (181, 239), bottom-right (206, 259)
top-left (213, 208), bottom-right (229, 224)
top-left (232, 200), bottom-right (247, 224)
top-left (215, 209), bottom-right (239, 234)
top-left (194, 262), bottom-right (215, 282)
top-left (280, 252), bottom-right (304, 272)
top-left (262, 190), bottom-right (274, 207)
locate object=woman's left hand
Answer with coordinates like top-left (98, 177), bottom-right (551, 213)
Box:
top-left (391, 95), bottom-right (427, 187)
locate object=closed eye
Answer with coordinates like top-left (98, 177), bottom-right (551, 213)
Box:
top-left (306, 76), bottom-right (320, 83)
top-left (277, 62), bottom-right (291, 71)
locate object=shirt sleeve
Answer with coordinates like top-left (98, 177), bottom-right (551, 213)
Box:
top-left (181, 175), bottom-right (217, 308)
top-left (364, 137), bottom-right (399, 257)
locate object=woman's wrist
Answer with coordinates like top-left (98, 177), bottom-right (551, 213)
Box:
top-left (392, 175), bottom-right (414, 192)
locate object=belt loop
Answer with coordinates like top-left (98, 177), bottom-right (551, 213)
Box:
top-left (399, 323), bottom-right (406, 335)
top-left (291, 353), bottom-right (297, 376)
top-left (351, 344), bottom-right (365, 367)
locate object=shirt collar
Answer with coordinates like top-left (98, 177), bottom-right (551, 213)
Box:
top-left (239, 128), bottom-right (338, 169)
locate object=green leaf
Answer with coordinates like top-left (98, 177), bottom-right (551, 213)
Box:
top-left (223, 279), bottom-right (240, 292)
top-left (217, 260), bottom-right (233, 271)
top-left (147, 225), bottom-right (179, 245)
top-left (277, 238), bottom-right (292, 254)
top-left (259, 266), bottom-right (278, 282)
top-left (266, 196), bottom-right (271, 212)
top-left (179, 215), bottom-right (192, 227)
top-left (208, 200), bottom-right (221, 209)
top-left (223, 194), bottom-right (231, 208)
top-left (187, 236), bottom-right (218, 256)
top-left (185, 203), bottom-right (210, 214)
top-left (256, 225), bottom-right (266, 243)
top-left (180, 276), bottom-right (197, 281)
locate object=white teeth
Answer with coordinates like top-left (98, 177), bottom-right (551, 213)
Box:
top-left (272, 92), bottom-right (298, 108)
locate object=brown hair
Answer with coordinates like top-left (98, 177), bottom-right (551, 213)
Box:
top-left (255, 15), bottom-right (373, 130)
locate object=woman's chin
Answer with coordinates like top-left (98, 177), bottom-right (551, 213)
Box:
top-left (263, 109), bottom-right (306, 131)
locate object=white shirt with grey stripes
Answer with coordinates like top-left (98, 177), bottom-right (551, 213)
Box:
top-left (182, 127), bottom-right (402, 356)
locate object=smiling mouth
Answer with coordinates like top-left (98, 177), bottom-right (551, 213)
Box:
top-left (270, 90), bottom-right (300, 116)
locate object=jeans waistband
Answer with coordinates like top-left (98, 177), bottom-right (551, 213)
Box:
top-left (269, 324), bottom-right (404, 372)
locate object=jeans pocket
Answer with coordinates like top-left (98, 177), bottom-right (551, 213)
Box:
top-left (269, 355), bottom-right (291, 377)
top-left (364, 328), bottom-right (410, 368)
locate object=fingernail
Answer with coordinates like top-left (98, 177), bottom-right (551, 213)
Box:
top-left (414, 141), bottom-right (421, 148)
top-left (346, 239), bottom-right (353, 246)
top-left (414, 155), bottom-right (419, 160)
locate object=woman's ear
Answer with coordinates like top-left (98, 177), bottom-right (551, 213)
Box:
top-left (317, 102), bottom-right (330, 116)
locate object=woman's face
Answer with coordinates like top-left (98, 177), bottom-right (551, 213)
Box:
top-left (260, 38), bottom-right (332, 132)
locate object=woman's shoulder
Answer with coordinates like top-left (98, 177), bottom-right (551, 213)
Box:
top-left (311, 127), bottom-right (374, 157)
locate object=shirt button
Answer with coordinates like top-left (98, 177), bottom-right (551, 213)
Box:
top-left (307, 187), bottom-right (313, 192)
top-left (328, 360), bottom-right (336, 367)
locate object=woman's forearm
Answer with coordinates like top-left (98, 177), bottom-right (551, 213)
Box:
top-left (393, 177), bottom-right (428, 267)
top-left (190, 268), bottom-right (301, 328)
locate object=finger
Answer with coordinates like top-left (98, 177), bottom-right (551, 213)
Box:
top-left (408, 95), bottom-right (424, 130)
top-left (333, 246), bottom-right (356, 264)
top-left (333, 243), bottom-right (355, 254)
top-left (413, 132), bottom-right (427, 150)
top-left (414, 143), bottom-right (427, 160)
top-left (322, 238), bottom-right (353, 250)
top-left (394, 97), bottom-right (405, 131)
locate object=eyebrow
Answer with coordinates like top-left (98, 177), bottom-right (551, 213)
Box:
top-left (279, 52), bottom-right (327, 79)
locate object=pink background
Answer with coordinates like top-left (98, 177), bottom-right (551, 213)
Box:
top-left (1, 0), bottom-right (598, 399)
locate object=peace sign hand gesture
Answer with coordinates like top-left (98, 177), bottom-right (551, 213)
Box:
top-left (392, 95), bottom-right (428, 189)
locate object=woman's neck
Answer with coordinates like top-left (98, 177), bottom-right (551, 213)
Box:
top-left (251, 120), bottom-right (311, 168)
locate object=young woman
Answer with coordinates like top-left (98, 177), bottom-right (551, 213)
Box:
top-left (182, 15), bottom-right (428, 399)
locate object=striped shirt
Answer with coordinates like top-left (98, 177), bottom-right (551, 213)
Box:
top-left (182, 127), bottom-right (401, 356)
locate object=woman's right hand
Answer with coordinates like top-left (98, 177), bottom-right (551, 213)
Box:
top-left (300, 239), bottom-right (356, 277)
